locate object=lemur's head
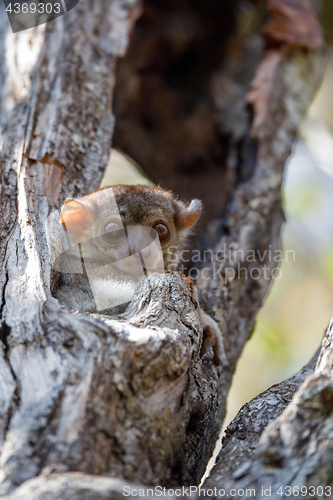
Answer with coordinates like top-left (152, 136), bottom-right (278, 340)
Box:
top-left (60, 185), bottom-right (202, 272)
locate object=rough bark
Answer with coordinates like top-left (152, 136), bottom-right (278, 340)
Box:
top-left (1, 475), bottom-right (166, 500)
top-left (213, 354), bottom-right (319, 485)
top-left (0, 0), bottom-right (221, 492)
top-left (0, 0), bottom-right (328, 498)
top-left (199, 321), bottom-right (333, 499)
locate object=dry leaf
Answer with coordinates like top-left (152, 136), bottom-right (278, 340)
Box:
top-left (264, 0), bottom-right (325, 50)
top-left (247, 0), bottom-right (325, 136)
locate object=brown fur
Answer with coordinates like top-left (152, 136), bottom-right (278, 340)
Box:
top-left (54, 185), bottom-right (224, 365)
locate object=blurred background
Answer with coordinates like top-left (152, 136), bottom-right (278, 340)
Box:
top-left (225, 5), bottom-right (333, 426)
top-left (102, 3), bottom-right (333, 429)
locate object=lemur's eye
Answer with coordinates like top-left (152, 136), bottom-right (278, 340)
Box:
top-left (153, 223), bottom-right (169, 242)
top-left (100, 220), bottom-right (124, 244)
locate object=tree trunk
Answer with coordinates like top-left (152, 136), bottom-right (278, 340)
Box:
top-left (0, 0), bottom-right (328, 498)
top-left (199, 321), bottom-right (333, 499)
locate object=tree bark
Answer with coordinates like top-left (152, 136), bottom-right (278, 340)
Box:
top-left (199, 321), bottom-right (333, 499)
top-left (0, 0), bottom-right (328, 498)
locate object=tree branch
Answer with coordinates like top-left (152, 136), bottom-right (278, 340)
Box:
top-left (200, 321), bottom-right (333, 499)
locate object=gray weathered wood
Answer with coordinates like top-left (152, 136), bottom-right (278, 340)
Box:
top-left (200, 321), bottom-right (333, 499)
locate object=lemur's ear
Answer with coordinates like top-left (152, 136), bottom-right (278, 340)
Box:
top-left (61, 199), bottom-right (94, 239)
top-left (177, 199), bottom-right (202, 229)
